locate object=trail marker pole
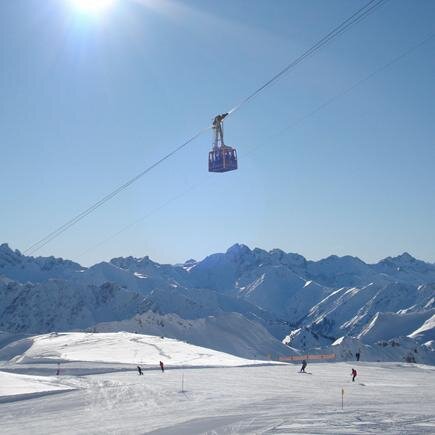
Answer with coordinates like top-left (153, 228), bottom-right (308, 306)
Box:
top-left (181, 373), bottom-right (184, 393)
top-left (341, 388), bottom-right (344, 410)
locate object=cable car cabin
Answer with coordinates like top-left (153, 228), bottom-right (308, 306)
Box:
top-left (209, 146), bottom-right (238, 173)
top-left (209, 112), bottom-right (238, 173)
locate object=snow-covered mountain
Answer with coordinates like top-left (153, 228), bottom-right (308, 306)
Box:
top-left (409, 314), bottom-right (435, 344)
top-left (300, 281), bottom-right (434, 337)
top-left (329, 335), bottom-right (435, 364)
top-left (0, 242), bottom-right (434, 364)
top-left (358, 309), bottom-right (435, 343)
top-left (0, 243), bottom-right (83, 283)
top-left (0, 277), bottom-right (143, 333)
top-left (284, 281), bottom-right (434, 354)
top-left (73, 261), bottom-right (169, 295)
top-left (139, 286), bottom-right (291, 339)
top-left (110, 255), bottom-right (188, 288)
top-left (373, 252), bottom-right (435, 284)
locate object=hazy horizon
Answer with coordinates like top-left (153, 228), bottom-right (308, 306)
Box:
top-left (2, 240), bottom-right (432, 268)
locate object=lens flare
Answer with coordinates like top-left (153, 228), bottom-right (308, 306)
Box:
top-left (70, 0), bottom-right (116, 14)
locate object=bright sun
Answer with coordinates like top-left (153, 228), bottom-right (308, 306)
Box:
top-left (70, 0), bottom-right (116, 14)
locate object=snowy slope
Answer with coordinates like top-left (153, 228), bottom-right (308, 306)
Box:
top-left (0, 371), bottom-right (74, 400)
top-left (0, 331), bottom-right (30, 349)
top-left (140, 286), bottom-right (291, 339)
top-left (325, 335), bottom-right (435, 365)
top-left (301, 282), bottom-right (435, 339)
top-left (282, 281), bottom-right (435, 356)
top-left (283, 326), bottom-right (336, 349)
top-left (358, 309), bottom-right (435, 343)
top-left (94, 311), bottom-right (293, 359)
top-left (0, 363), bottom-right (434, 433)
top-left (0, 332), bottom-right (277, 367)
top-left (236, 265), bottom-right (330, 321)
top-left (283, 334), bottom-right (435, 365)
top-left (409, 314), bottom-right (435, 343)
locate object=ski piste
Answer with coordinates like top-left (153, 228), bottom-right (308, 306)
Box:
top-left (1, 332), bottom-right (434, 433)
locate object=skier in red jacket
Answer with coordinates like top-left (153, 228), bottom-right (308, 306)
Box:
top-left (351, 368), bottom-right (357, 382)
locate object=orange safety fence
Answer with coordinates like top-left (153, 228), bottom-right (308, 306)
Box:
top-left (279, 353), bottom-right (336, 362)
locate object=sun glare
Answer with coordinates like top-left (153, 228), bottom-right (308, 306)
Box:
top-left (70, 0), bottom-right (116, 14)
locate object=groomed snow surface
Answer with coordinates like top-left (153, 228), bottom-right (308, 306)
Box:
top-left (1, 332), bottom-right (434, 434)
top-left (0, 371), bottom-right (74, 402)
top-left (5, 332), bottom-right (270, 367)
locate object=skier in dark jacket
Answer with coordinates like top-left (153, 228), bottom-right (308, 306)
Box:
top-left (355, 350), bottom-right (361, 361)
top-left (351, 368), bottom-right (357, 382)
top-left (300, 359), bottom-right (307, 373)
top-left (137, 366), bottom-right (143, 376)
top-left (159, 361), bottom-right (165, 373)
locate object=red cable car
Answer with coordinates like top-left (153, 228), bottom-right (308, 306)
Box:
top-left (208, 113), bottom-right (238, 173)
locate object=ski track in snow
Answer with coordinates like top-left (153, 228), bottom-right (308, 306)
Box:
top-left (129, 337), bottom-right (172, 360)
top-left (0, 362), bottom-right (434, 434)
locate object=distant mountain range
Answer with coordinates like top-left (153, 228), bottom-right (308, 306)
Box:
top-left (0, 243), bottom-right (434, 363)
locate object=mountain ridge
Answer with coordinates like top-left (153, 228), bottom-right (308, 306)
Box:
top-left (1, 242), bottom-right (434, 364)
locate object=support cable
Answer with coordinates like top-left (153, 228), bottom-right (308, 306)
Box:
top-left (76, 30), bottom-right (435, 260)
top-left (24, 0), bottom-right (388, 255)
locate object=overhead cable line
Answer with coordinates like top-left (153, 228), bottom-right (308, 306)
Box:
top-left (24, 128), bottom-right (210, 255)
top-left (265, 31), bottom-right (435, 139)
top-left (76, 29), bottom-right (435, 261)
top-left (227, 0), bottom-right (388, 116)
top-left (76, 182), bottom-right (205, 259)
top-left (24, 0), bottom-right (388, 255)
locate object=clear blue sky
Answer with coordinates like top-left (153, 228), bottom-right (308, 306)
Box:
top-left (1, 0), bottom-right (434, 266)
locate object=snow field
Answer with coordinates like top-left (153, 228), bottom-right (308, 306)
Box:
top-left (0, 371), bottom-right (75, 401)
top-left (0, 362), bottom-right (434, 434)
top-left (6, 332), bottom-right (277, 367)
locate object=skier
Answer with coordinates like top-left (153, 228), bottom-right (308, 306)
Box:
top-left (300, 359), bottom-right (307, 373)
top-left (351, 368), bottom-right (357, 382)
top-left (159, 361), bottom-right (165, 373)
top-left (137, 365), bottom-right (143, 376)
top-left (356, 350), bottom-right (361, 361)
